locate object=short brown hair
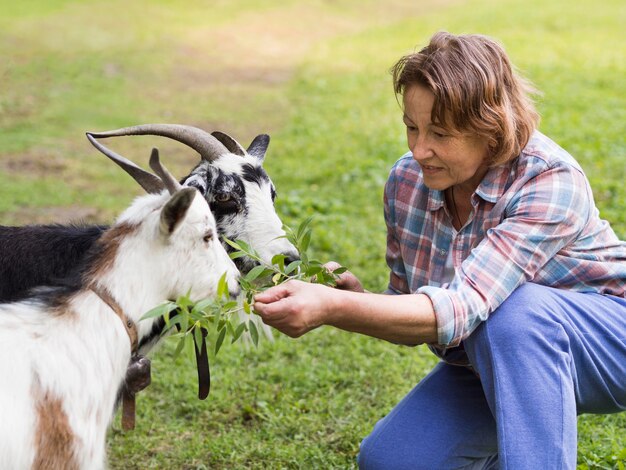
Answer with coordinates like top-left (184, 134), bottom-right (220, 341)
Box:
top-left (391, 31), bottom-right (540, 166)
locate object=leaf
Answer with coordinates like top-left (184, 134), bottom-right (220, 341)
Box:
top-left (234, 239), bottom-right (252, 254)
top-left (245, 265), bottom-right (270, 282)
top-left (272, 272), bottom-right (283, 285)
top-left (225, 300), bottom-right (240, 309)
top-left (141, 301), bottom-right (177, 321)
top-left (243, 299), bottom-right (251, 314)
top-left (271, 254), bottom-right (286, 271)
top-left (175, 293), bottom-right (194, 311)
top-left (214, 327), bottom-right (227, 355)
top-left (223, 238), bottom-right (243, 251)
top-left (248, 319), bottom-right (259, 347)
top-left (193, 298), bottom-right (217, 313)
top-left (173, 335), bottom-right (187, 358)
top-left (300, 230), bottom-right (312, 253)
top-left (217, 272), bottom-right (229, 299)
top-left (285, 260), bottom-right (302, 275)
top-left (184, 334), bottom-right (196, 363)
top-left (164, 314), bottom-right (186, 330)
top-left (232, 322), bottom-right (248, 343)
top-left (296, 216), bottom-right (314, 240)
top-left (305, 265), bottom-right (323, 277)
top-left (229, 251), bottom-right (248, 260)
top-left (226, 320), bottom-right (236, 337)
top-left (332, 267), bottom-right (348, 275)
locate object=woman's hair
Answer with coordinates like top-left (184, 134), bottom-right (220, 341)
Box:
top-left (391, 31), bottom-right (540, 166)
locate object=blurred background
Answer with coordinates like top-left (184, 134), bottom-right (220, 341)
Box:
top-left (1, 0), bottom-right (624, 468)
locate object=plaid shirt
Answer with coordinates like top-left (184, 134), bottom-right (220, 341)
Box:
top-left (384, 131), bottom-right (626, 362)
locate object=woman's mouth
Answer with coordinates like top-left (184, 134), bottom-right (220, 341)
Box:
top-left (421, 164), bottom-right (444, 175)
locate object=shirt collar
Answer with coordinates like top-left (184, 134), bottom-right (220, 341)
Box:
top-left (474, 163), bottom-right (512, 203)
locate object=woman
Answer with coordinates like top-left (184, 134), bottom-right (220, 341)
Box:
top-left (253, 31), bottom-right (626, 469)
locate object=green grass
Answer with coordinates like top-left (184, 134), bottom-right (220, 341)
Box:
top-left (0, 0), bottom-right (624, 468)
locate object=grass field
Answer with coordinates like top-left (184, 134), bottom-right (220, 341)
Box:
top-left (1, 0), bottom-right (624, 468)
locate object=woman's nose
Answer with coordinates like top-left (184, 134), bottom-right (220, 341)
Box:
top-left (410, 137), bottom-right (432, 161)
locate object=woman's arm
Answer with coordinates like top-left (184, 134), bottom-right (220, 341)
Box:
top-left (253, 280), bottom-right (438, 345)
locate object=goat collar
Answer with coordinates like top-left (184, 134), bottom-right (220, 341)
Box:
top-left (89, 283), bottom-right (151, 431)
top-left (89, 283), bottom-right (139, 354)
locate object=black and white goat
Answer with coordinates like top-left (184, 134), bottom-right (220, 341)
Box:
top-left (0, 151), bottom-right (239, 470)
top-left (0, 124), bottom-right (298, 303)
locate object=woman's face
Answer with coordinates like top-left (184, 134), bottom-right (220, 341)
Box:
top-left (403, 84), bottom-right (490, 194)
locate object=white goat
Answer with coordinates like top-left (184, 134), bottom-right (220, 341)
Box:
top-left (0, 150), bottom-right (239, 470)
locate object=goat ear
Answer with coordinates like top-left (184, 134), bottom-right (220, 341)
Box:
top-left (160, 187), bottom-right (197, 236)
top-left (246, 134), bottom-right (270, 161)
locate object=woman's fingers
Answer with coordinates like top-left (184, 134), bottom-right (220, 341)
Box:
top-left (252, 280), bottom-right (333, 338)
top-left (253, 283), bottom-right (293, 304)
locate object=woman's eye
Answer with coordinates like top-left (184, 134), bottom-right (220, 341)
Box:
top-left (432, 129), bottom-right (450, 138)
top-left (215, 193), bottom-right (231, 202)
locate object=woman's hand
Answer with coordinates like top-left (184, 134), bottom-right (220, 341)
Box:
top-left (324, 261), bottom-right (365, 293)
top-left (253, 280), bottom-right (338, 338)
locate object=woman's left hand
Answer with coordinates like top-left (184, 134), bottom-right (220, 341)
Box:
top-left (253, 280), bottom-right (338, 338)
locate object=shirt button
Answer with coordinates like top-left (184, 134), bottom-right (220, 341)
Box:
top-left (440, 249), bottom-right (447, 255)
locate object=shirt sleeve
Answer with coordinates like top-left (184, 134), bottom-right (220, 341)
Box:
top-left (384, 169), bottom-right (410, 295)
top-left (418, 162), bottom-right (590, 347)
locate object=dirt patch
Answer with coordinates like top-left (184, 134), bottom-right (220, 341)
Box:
top-left (177, 1), bottom-right (459, 76)
top-left (0, 149), bottom-right (67, 177)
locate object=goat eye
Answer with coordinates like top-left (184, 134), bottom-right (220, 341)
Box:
top-left (203, 232), bottom-right (213, 243)
top-left (215, 193), bottom-right (231, 202)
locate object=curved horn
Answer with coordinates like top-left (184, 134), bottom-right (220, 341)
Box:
top-left (246, 134), bottom-right (270, 160)
top-left (87, 124), bottom-right (229, 162)
top-left (86, 133), bottom-right (164, 194)
top-left (211, 131), bottom-right (246, 157)
top-left (149, 148), bottom-right (182, 195)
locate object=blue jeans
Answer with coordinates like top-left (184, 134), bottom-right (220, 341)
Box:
top-left (358, 284), bottom-right (626, 469)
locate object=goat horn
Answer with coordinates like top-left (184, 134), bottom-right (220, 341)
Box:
top-left (87, 124), bottom-right (229, 162)
top-left (149, 148), bottom-right (182, 195)
top-left (86, 133), bottom-right (165, 194)
top-left (211, 131), bottom-right (246, 157)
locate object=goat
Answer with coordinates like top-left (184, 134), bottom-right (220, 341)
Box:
top-left (0, 125), bottom-right (298, 303)
top-left (0, 150), bottom-right (240, 470)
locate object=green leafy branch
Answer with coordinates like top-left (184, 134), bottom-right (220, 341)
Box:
top-left (142, 217), bottom-right (347, 361)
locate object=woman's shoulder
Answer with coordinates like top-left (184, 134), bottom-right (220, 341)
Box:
top-left (516, 131), bottom-right (584, 175)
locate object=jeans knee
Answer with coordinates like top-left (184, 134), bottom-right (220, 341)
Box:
top-left (466, 285), bottom-right (564, 368)
top-left (473, 283), bottom-right (555, 344)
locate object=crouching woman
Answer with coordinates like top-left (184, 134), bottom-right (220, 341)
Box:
top-left (254, 31), bottom-right (626, 469)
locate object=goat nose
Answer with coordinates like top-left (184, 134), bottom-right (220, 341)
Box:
top-left (229, 284), bottom-right (242, 299)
